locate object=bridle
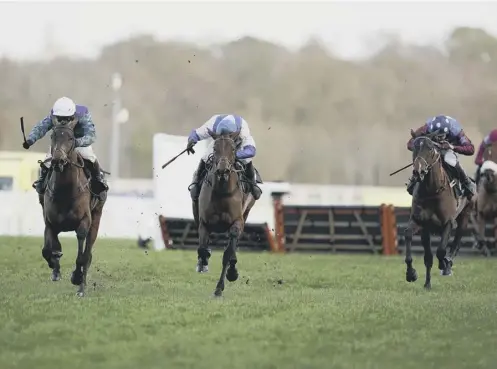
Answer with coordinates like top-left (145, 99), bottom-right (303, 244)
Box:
top-left (51, 125), bottom-right (84, 172)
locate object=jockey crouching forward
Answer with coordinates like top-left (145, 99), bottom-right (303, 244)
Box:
top-left (474, 129), bottom-right (497, 186)
top-left (406, 115), bottom-right (476, 199)
top-left (22, 97), bottom-right (108, 195)
top-left (187, 114), bottom-right (262, 202)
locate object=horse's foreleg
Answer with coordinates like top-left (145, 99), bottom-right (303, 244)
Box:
top-left (404, 220), bottom-right (418, 283)
top-left (226, 219), bottom-right (243, 283)
top-left (474, 213), bottom-right (491, 257)
top-left (71, 217), bottom-right (91, 297)
top-left (421, 229), bottom-right (432, 290)
top-left (214, 219), bottom-right (243, 297)
top-left (78, 211), bottom-right (104, 296)
top-left (437, 221), bottom-right (453, 276)
top-left (449, 211), bottom-right (470, 261)
top-left (42, 225), bottom-right (63, 281)
top-left (196, 222), bottom-right (211, 273)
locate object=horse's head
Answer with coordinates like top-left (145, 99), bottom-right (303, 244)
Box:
top-left (51, 119), bottom-right (77, 172)
top-left (411, 134), bottom-right (442, 183)
top-left (207, 128), bottom-right (240, 183)
top-left (482, 169), bottom-right (496, 186)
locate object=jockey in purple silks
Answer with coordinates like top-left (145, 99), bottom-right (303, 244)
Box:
top-left (186, 114), bottom-right (262, 202)
top-left (406, 115), bottom-right (475, 199)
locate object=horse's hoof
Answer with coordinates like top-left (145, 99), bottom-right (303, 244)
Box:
top-left (440, 269), bottom-right (452, 276)
top-left (406, 269), bottom-right (418, 283)
top-left (424, 283), bottom-right (431, 290)
top-left (226, 267), bottom-right (239, 282)
top-left (213, 289), bottom-right (223, 297)
top-left (196, 264), bottom-right (208, 273)
top-left (51, 271), bottom-right (61, 282)
top-left (196, 258), bottom-right (208, 273)
top-left (76, 291), bottom-right (85, 298)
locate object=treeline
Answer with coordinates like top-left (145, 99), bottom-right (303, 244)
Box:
top-left (1, 27), bottom-right (496, 186)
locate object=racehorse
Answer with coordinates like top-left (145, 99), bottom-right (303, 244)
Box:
top-left (195, 129), bottom-right (256, 297)
top-left (473, 143), bottom-right (497, 256)
top-left (404, 130), bottom-right (475, 289)
top-left (40, 121), bottom-right (107, 297)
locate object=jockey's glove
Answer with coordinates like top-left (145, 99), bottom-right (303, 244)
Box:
top-left (186, 140), bottom-right (196, 155)
top-left (22, 139), bottom-right (34, 150)
top-left (440, 142), bottom-right (454, 151)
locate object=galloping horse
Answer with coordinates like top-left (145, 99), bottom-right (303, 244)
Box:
top-left (474, 142), bottom-right (497, 256)
top-left (195, 129), bottom-right (256, 297)
top-left (40, 121), bottom-right (107, 297)
top-left (404, 130), bottom-right (475, 289)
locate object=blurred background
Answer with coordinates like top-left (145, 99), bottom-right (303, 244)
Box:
top-left (1, 1), bottom-right (497, 192)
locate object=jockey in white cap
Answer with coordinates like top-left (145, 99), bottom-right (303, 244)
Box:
top-left (22, 96), bottom-right (108, 195)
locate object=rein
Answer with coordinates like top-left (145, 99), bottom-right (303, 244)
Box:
top-left (414, 146), bottom-right (448, 197)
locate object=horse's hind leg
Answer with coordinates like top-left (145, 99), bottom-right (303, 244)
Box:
top-left (214, 219), bottom-right (242, 297)
top-left (404, 220), bottom-right (419, 283)
top-left (437, 221), bottom-right (453, 276)
top-left (421, 229), bottom-right (433, 290)
top-left (42, 225), bottom-right (62, 281)
top-left (196, 222), bottom-right (211, 273)
top-left (71, 217), bottom-right (91, 297)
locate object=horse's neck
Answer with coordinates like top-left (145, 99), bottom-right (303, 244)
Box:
top-left (50, 155), bottom-right (84, 191)
top-left (422, 160), bottom-right (448, 195)
top-left (209, 171), bottom-right (239, 197)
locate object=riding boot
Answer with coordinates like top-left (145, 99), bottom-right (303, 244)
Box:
top-left (406, 174), bottom-right (416, 196)
top-left (475, 165), bottom-right (482, 187)
top-left (89, 160), bottom-right (109, 192)
top-left (33, 164), bottom-right (49, 195)
top-left (455, 162), bottom-right (476, 198)
top-left (244, 162), bottom-right (262, 200)
top-left (188, 160), bottom-right (207, 201)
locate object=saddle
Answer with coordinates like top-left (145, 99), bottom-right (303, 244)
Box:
top-left (440, 162), bottom-right (463, 199)
top-left (39, 156), bottom-right (104, 205)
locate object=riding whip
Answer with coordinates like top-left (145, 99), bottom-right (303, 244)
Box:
top-left (20, 117), bottom-right (28, 144)
top-left (161, 147), bottom-right (195, 169)
top-left (389, 163), bottom-right (413, 176)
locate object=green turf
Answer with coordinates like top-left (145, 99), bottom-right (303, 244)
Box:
top-left (0, 236), bottom-right (496, 369)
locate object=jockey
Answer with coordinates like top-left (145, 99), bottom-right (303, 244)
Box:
top-left (22, 97), bottom-right (108, 195)
top-left (187, 114), bottom-right (262, 201)
top-left (474, 129), bottom-right (497, 185)
top-left (406, 115), bottom-right (476, 198)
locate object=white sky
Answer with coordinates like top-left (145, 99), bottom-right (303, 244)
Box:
top-left (1, 1), bottom-right (497, 60)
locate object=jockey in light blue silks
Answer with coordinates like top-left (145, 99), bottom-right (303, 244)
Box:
top-left (187, 114), bottom-right (262, 202)
top-left (22, 96), bottom-right (108, 195)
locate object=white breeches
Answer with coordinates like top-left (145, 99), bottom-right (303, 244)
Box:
top-left (443, 149), bottom-right (458, 168)
top-left (201, 140), bottom-right (253, 164)
top-left (44, 145), bottom-right (97, 168)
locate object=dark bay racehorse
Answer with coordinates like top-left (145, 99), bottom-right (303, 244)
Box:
top-left (195, 129), bottom-right (256, 297)
top-left (404, 130), bottom-right (475, 289)
top-left (474, 143), bottom-right (497, 256)
top-left (40, 121), bottom-right (107, 297)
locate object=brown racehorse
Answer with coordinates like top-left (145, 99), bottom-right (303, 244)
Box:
top-left (40, 121), bottom-right (107, 297)
top-left (195, 129), bottom-right (256, 297)
top-left (473, 143), bottom-right (497, 256)
top-left (404, 130), bottom-right (475, 289)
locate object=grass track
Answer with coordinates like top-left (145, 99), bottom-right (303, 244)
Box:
top-left (0, 236), bottom-right (496, 369)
